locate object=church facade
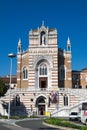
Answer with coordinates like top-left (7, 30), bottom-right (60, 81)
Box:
top-left (17, 23), bottom-right (72, 89)
top-left (16, 23), bottom-right (73, 115)
top-left (1, 23), bottom-right (87, 117)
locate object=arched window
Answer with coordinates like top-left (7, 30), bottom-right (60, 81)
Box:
top-left (63, 95), bottom-right (68, 106)
top-left (59, 66), bottom-right (65, 80)
top-left (39, 64), bottom-right (47, 75)
top-left (16, 95), bottom-right (20, 106)
top-left (22, 67), bottom-right (28, 79)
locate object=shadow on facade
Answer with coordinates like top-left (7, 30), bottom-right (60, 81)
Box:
top-left (72, 70), bottom-right (82, 89)
top-left (58, 49), bottom-right (65, 88)
top-left (2, 95), bottom-right (30, 116)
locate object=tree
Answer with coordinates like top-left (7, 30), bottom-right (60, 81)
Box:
top-left (0, 78), bottom-right (8, 97)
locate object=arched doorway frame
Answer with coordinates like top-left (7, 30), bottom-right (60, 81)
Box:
top-left (34, 56), bottom-right (53, 89)
top-left (35, 94), bottom-right (47, 115)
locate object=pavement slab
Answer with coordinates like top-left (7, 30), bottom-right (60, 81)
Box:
top-left (2, 124), bottom-right (31, 130)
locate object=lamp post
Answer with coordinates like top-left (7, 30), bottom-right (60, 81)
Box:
top-left (8, 53), bottom-right (16, 119)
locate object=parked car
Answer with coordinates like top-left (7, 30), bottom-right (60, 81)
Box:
top-left (69, 112), bottom-right (78, 121)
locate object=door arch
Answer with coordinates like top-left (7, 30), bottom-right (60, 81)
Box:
top-left (35, 96), bottom-right (46, 115)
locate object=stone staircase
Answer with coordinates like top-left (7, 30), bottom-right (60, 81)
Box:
top-left (0, 88), bottom-right (87, 117)
top-left (51, 89), bottom-right (87, 117)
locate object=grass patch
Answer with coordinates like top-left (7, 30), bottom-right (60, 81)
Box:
top-left (45, 118), bottom-right (87, 130)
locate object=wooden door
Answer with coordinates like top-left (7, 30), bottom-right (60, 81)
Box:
top-left (39, 77), bottom-right (48, 88)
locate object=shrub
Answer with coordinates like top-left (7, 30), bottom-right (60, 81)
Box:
top-left (10, 115), bottom-right (28, 119)
top-left (0, 116), bottom-right (8, 119)
top-left (0, 115), bottom-right (28, 119)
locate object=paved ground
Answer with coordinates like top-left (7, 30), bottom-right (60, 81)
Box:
top-left (0, 124), bottom-right (29, 130)
top-left (0, 119), bottom-right (29, 130)
top-left (0, 118), bottom-right (80, 130)
top-left (0, 118), bottom-right (61, 130)
top-left (16, 118), bottom-right (61, 130)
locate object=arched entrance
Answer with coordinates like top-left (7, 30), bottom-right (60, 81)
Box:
top-left (36, 96), bottom-right (46, 115)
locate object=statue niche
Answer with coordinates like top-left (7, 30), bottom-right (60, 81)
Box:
top-left (40, 31), bottom-right (46, 45)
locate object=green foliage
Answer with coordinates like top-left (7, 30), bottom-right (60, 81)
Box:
top-left (0, 78), bottom-right (8, 97)
top-left (0, 115), bottom-right (28, 119)
top-left (30, 115), bottom-right (39, 118)
top-left (45, 118), bottom-right (86, 129)
top-left (0, 115), bottom-right (8, 119)
top-left (10, 115), bottom-right (28, 119)
top-left (80, 127), bottom-right (87, 130)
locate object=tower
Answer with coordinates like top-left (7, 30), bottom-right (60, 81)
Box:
top-left (17, 39), bottom-right (22, 88)
top-left (65, 37), bottom-right (72, 88)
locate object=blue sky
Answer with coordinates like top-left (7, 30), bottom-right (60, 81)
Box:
top-left (0, 0), bottom-right (87, 76)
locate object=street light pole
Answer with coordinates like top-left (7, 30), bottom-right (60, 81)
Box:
top-left (8, 53), bottom-right (16, 119)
